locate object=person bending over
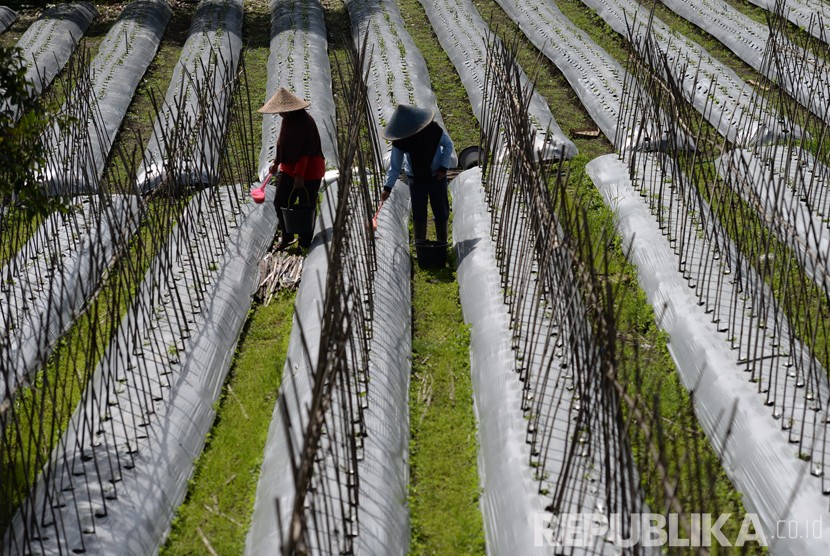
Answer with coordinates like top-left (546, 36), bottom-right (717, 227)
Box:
top-left (381, 104), bottom-right (454, 243)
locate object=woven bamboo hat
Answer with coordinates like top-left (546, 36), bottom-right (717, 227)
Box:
top-left (258, 87), bottom-right (310, 114)
top-left (383, 104), bottom-right (435, 140)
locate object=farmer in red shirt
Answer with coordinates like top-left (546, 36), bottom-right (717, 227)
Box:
top-left (259, 88), bottom-right (325, 250)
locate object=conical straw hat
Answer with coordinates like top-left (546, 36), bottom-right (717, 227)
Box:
top-left (258, 87), bottom-right (311, 114)
top-left (383, 104), bottom-right (435, 140)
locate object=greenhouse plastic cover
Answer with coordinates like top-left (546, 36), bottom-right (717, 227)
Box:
top-left (0, 6), bottom-right (17, 33)
top-left (257, 0), bottom-right (338, 179)
top-left (345, 0), bottom-right (457, 168)
top-left (3, 185), bottom-right (276, 554)
top-left (580, 0), bottom-right (793, 146)
top-left (661, 0), bottom-right (830, 124)
top-left (5, 2), bottom-right (97, 118)
top-left (586, 154), bottom-right (830, 555)
top-left (418, 0), bottom-right (577, 160)
top-left (47, 0), bottom-right (171, 195)
top-left (246, 178), bottom-right (412, 555)
top-left (0, 195), bottom-right (140, 405)
top-left (138, 0), bottom-right (243, 191)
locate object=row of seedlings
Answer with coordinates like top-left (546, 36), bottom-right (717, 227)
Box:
top-left (589, 2), bottom-right (830, 290)
top-left (660, 0), bottom-right (830, 124)
top-left (587, 26), bottom-right (830, 551)
top-left (245, 0), bottom-right (345, 550)
top-left (0, 2), bottom-right (98, 262)
top-left (0, 6), bottom-right (17, 33)
top-left (1, 0), bottom-right (172, 420)
top-left (7, 1), bottom-right (98, 118)
top-left (491, 0), bottom-right (695, 153)
top-left (580, 0), bottom-right (792, 146)
top-left (47, 0), bottom-right (173, 195)
top-left (717, 11), bottom-right (830, 296)
top-left (344, 0), bottom-right (456, 165)
top-left (2, 3), bottom-right (250, 548)
top-left (490, 0), bottom-right (627, 144)
top-left (332, 4), bottom-right (461, 546)
top-left (2, 48), bottom-right (264, 554)
top-left (416, 0), bottom-right (577, 160)
top-left (250, 41), bottom-right (403, 554)
top-left (137, 0), bottom-right (243, 192)
top-left (744, 0), bottom-right (830, 43)
top-left (451, 39), bottom-right (652, 554)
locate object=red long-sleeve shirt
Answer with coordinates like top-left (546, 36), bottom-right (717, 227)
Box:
top-left (274, 110), bottom-right (325, 180)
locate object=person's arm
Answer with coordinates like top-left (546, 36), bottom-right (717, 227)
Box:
top-left (382, 146), bottom-right (404, 200)
top-left (433, 131), bottom-right (454, 179)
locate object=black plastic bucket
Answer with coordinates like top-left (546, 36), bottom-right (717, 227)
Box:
top-left (282, 187), bottom-right (316, 237)
top-left (415, 240), bottom-right (448, 269)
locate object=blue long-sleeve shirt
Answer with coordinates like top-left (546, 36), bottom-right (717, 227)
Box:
top-left (383, 131), bottom-right (454, 190)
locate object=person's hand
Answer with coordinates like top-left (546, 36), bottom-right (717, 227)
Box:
top-left (269, 162), bottom-right (278, 175)
top-left (293, 175), bottom-right (305, 189)
top-left (381, 188), bottom-right (391, 202)
top-left (434, 168), bottom-right (447, 180)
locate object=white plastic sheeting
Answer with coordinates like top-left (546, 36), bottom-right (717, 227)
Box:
top-left (257, 0), bottom-right (338, 179)
top-left (245, 178), bottom-right (336, 555)
top-left (7, 2), bottom-right (97, 115)
top-left (580, 0), bottom-right (792, 145)
top-left (492, 0), bottom-right (625, 144)
top-left (245, 179), bottom-right (413, 556)
top-left (661, 0), bottom-right (830, 123)
top-left (353, 184), bottom-right (412, 555)
top-left (138, 0), bottom-right (243, 191)
top-left (3, 186), bottom-right (274, 555)
top-left (452, 168), bottom-right (635, 555)
top-left (587, 154), bottom-right (830, 554)
top-left (0, 6), bottom-right (17, 33)
top-left (718, 147), bottom-right (830, 291)
top-left (745, 0), bottom-right (830, 42)
top-left (452, 168), bottom-right (551, 555)
top-left (0, 196), bottom-right (140, 407)
top-left (47, 0), bottom-right (172, 195)
top-left (417, 0), bottom-right (577, 160)
top-left (344, 0), bottom-right (457, 167)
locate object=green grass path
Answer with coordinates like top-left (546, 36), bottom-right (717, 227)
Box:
top-left (393, 0), bottom-right (486, 552)
top-left (409, 253), bottom-right (486, 555)
top-left (161, 294), bottom-right (295, 554)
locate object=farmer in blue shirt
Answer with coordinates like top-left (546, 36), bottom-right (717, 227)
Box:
top-left (381, 104), bottom-right (454, 243)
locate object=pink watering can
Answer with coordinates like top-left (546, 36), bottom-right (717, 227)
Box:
top-left (251, 173), bottom-right (272, 204)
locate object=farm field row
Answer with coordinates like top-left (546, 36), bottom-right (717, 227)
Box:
top-left (1, 0), bottom-right (829, 553)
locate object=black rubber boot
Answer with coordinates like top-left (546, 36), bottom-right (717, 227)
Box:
top-left (435, 219), bottom-right (448, 243)
top-left (275, 234), bottom-right (295, 251)
top-left (414, 220), bottom-right (428, 242)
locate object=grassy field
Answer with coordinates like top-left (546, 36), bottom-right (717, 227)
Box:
top-left (161, 294), bottom-right (295, 554)
top-left (395, 1), bottom-right (487, 553)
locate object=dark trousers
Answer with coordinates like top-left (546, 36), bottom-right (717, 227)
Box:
top-left (273, 171), bottom-right (321, 246)
top-left (408, 174), bottom-right (449, 224)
